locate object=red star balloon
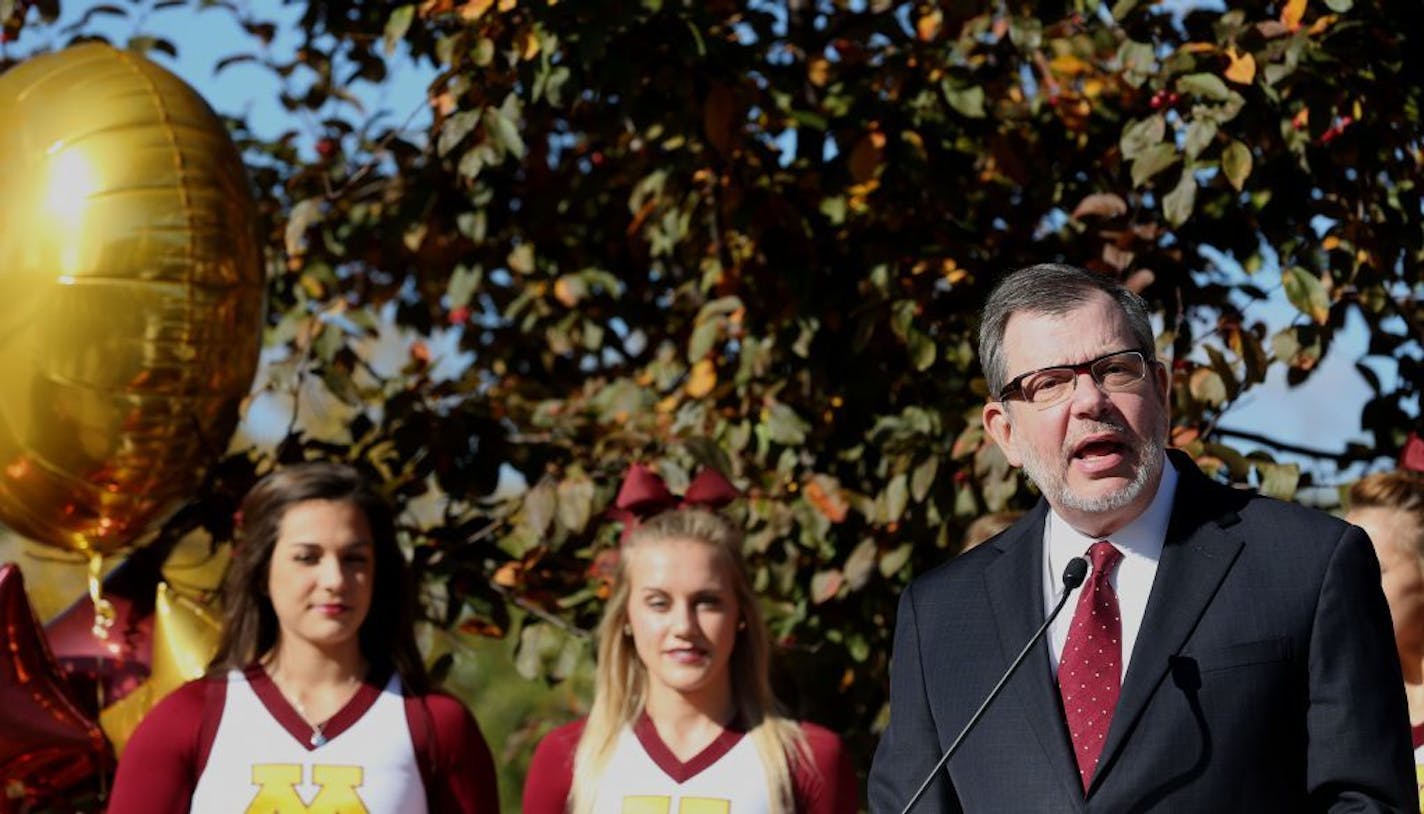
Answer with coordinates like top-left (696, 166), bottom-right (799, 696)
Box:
top-left (44, 556), bottom-right (159, 718)
top-left (0, 563), bottom-right (107, 798)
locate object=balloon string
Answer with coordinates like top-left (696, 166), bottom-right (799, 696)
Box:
top-left (86, 553), bottom-right (116, 641)
top-left (84, 552), bottom-right (113, 802)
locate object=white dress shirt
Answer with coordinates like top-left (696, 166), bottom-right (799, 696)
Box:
top-left (1043, 455), bottom-right (1178, 682)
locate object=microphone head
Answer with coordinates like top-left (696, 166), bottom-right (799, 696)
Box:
top-left (1062, 556), bottom-right (1089, 590)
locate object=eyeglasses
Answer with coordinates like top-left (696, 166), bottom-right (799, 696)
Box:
top-left (997, 349), bottom-right (1155, 408)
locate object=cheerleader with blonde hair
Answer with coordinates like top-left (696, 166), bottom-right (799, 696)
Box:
top-left (524, 467), bottom-right (856, 814)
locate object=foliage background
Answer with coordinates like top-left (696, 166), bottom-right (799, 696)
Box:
top-left (3, 0), bottom-right (1423, 809)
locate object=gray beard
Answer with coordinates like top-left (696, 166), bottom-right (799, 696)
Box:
top-left (1017, 421), bottom-right (1167, 515)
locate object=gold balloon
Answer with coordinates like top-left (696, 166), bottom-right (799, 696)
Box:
top-left (0, 44), bottom-right (263, 556)
top-left (99, 581), bottom-right (220, 756)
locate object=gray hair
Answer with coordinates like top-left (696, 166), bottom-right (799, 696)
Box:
top-left (977, 263), bottom-right (1157, 397)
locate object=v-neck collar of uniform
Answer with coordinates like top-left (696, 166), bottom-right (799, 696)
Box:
top-left (632, 710), bottom-right (746, 784)
top-left (244, 662), bottom-right (387, 751)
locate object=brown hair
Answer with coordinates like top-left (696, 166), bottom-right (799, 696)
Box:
top-left (1349, 470), bottom-right (1424, 560)
top-left (208, 461), bottom-right (428, 693)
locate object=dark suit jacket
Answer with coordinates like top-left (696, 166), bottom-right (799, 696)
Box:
top-left (868, 452), bottom-right (1416, 813)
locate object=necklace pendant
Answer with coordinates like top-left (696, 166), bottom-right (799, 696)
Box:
top-left (311, 731), bottom-right (327, 747)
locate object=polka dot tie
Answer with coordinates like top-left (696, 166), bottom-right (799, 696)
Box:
top-left (1058, 540), bottom-right (1124, 792)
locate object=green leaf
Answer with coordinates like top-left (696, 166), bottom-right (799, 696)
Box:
top-left (447, 265), bottom-right (482, 310)
top-left (1188, 367), bottom-right (1227, 406)
top-left (1256, 462), bottom-right (1301, 500)
top-left (1118, 40), bottom-right (1156, 86)
top-left (438, 110), bottom-right (482, 157)
top-left (1271, 326), bottom-right (1301, 364)
top-left (1324, 0), bottom-right (1353, 10)
top-left (1281, 266), bottom-right (1330, 324)
top-left (942, 81), bottom-right (986, 119)
top-left (911, 455), bottom-right (939, 503)
top-left (556, 476), bottom-right (594, 533)
top-left (1176, 72), bottom-right (1232, 101)
top-left (486, 104), bottom-right (527, 160)
top-left (1131, 143), bottom-right (1179, 187)
top-left (1112, 0), bottom-right (1141, 21)
top-left (1120, 114), bottom-right (1165, 161)
top-left (1163, 170), bottom-right (1197, 226)
top-left (384, 5), bottom-right (415, 56)
top-left (764, 402), bottom-right (809, 445)
top-left (688, 318), bottom-right (720, 362)
top-left (522, 478), bottom-right (557, 536)
top-left (884, 473), bottom-right (909, 522)
top-left (843, 539), bottom-right (878, 590)
top-left (879, 543), bottom-right (913, 578)
top-left (1222, 140), bottom-right (1253, 191)
top-left (1184, 119), bottom-right (1218, 160)
top-left (907, 330), bottom-right (937, 371)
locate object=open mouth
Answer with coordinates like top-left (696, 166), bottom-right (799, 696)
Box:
top-left (1073, 437), bottom-right (1124, 460)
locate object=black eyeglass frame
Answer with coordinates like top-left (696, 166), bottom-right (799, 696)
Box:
top-left (996, 348), bottom-right (1158, 404)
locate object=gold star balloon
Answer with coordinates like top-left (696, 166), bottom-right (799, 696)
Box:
top-left (0, 43), bottom-right (264, 558)
top-left (98, 581), bottom-right (220, 756)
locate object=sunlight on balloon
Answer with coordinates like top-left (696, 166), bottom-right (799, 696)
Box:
top-left (43, 146), bottom-right (98, 276)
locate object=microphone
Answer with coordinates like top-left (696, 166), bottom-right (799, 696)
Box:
top-left (897, 556), bottom-right (1090, 814)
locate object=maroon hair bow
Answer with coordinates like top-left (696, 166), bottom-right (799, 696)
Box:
top-left (1401, 432), bottom-right (1424, 474)
top-left (609, 463), bottom-right (739, 542)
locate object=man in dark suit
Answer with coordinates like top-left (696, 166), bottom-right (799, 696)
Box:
top-left (868, 263), bottom-right (1416, 812)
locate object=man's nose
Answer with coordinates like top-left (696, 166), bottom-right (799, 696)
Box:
top-left (1068, 370), bottom-right (1113, 416)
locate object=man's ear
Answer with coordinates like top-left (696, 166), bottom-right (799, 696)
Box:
top-left (982, 400), bottom-right (1023, 467)
top-left (1153, 359), bottom-right (1171, 414)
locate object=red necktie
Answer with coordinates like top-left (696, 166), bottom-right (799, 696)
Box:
top-left (1058, 540), bottom-right (1124, 791)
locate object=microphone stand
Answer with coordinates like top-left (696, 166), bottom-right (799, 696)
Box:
top-left (898, 556), bottom-right (1089, 814)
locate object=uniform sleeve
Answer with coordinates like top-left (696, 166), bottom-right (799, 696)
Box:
top-left (107, 679), bottom-right (210, 814)
top-left (522, 720), bottom-right (586, 814)
top-left (793, 723), bottom-right (859, 814)
top-left (1306, 524), bottom-right (1418, 811)
top-left (424, 693), bottom-right (500, 814)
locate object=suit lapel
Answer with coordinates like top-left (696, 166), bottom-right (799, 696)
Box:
top-left (1088, 460), bottom-right (1246, 794)
top-left (983, 501), bottom-right (1084, 805)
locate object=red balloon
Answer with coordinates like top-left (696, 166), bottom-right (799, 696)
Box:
top-left (0, 563), bottom-right (107, 796)
top-left (45, 558), bottom-right (159, 717)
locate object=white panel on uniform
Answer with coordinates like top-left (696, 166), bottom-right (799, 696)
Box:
top-left (190, 671), bottom-right (428, 814)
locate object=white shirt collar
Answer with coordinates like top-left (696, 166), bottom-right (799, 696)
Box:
top-left (1043, 455), bottom-right (1179, 677)
top-left (1046, 454), bottom-right (1178, 575)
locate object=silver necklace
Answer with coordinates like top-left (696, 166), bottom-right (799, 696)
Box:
top-left (293, 699), bottom-right (329, 746)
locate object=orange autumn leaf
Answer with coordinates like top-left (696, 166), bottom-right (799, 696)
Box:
top-left (916, 9), bottom-right (942, 42)
top-left (848, 131), bottom-right (886, 184)
top-left (685, 358), bottom-right (717, 398)
top-left (1224, 48), bottom-right (1256, 85)
top-left (1049, 53), bottom-right (1091, 77)
top-left (492, 560), bottom-right (523, 588)
top-left (1281, 0), bottom-right (1307, 30)
top-left (805, 475), bottom-right (850, 523)
top-left (808, 56), bottom-right (830, 87)
top-left (553, 276), bottom-right (580, 306)
top-left (520, 28), bottom-right (540, 60)
top-left (457, 0), bottom-right (493, 20)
